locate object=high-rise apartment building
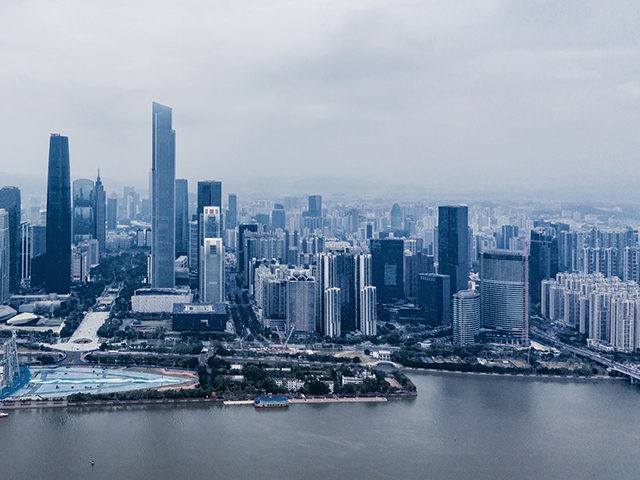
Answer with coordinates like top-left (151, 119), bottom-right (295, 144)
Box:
top-left (323, 287), bottom-right (341, 338)
top-left (151, 102), bottom-right (176, 288)
top-left (106, 196), bottom-right (118, 230)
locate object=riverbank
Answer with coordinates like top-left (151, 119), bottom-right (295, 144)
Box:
top-left (0, 392), bottom-right (410, 410)
top-left (402, 366), bottom-right (621, 382)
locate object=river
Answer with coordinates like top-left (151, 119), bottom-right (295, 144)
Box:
top-left (2, 372), bottom-right (639, 480)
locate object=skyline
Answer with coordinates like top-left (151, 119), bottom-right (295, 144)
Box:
top-left (1, 2), bottom-right (640, 199)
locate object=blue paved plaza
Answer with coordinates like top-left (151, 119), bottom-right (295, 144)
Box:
top-left (10, 367), bottom-right (188, 398)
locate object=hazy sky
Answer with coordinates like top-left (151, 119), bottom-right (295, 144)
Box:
top-left (1, 1), bottom-right (639, 197)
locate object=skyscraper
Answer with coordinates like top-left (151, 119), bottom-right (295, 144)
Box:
top-left (529, 228), bottom-right (558, 309)
top-left (307, 195), bottom-right (322, 217)
top-left (151, 102), bottom-right (176, 288)
top-left (271, 203), bottom-right (286, 231)
top-left (106, 195), bottom-right (117, 230)
top-left (197, 181), bottom-right (222, 216)
top-left (481, 250), bottom-right (529, 345)
top-left (46, 134), bottom-right (72, 294)
top-left (0, 210), bottom-right (10, 302)
top-left (359, 285), bottom-right (377, 336)
top-left (370, 238), bottom-right (404, 302)
top-left (0, 187), bottom-right (21, 291)
top-left (93, 172), bottom-right (106, 257)
top-left (437, 205), bottom-right (470, 294)
top-left (452, 289), bottom-right (480, 346)
top-left (287, 270), bottom-right (316, 334)
top-left (227, 193), bottom-right (238, 230)
top-left (324, 287), bottom-right (341, 338)
top-left (175, 179), bottom-right (189, 256)
top-left (72, 178), bottom-right (94, 243)
top-left (201, 238), bottom-right (224, 303)
top-left (417, 273), bottom-right (451, 324)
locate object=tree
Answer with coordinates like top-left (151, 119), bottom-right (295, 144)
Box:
top-left (304, 379), bottom-right (330, 395)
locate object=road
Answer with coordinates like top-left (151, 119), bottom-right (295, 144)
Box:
top-left (531, 327), bottom-right (640, 382)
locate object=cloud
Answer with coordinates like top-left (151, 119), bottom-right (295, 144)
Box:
top-left (0, 1), bottom-right (639, 199)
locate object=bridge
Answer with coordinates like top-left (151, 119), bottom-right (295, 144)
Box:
top-left (530, 328), bottom-right (640, 383)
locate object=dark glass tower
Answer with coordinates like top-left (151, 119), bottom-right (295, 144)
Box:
top-left (0, 187), bottom-right (21, 291)
top-left (529, 228), bottom-right (558, 308)
top-left (72, 178), bottom-right (94, 243)
top-left (437, 205), bottom-right (470, 294)
top-left (93, 171), bottom-right (106, 257)
top-left (175, 179), bottom-right (189, 256)
top-left (106, 196), bottom-right (117, 230)
top-left (271, 203), bottom-right (286, 231)
top-left (370, 238), bottom-right (405, 302)
top-left (46, 134), bottom-right (71, 294)
top-left (227, 194), bottom-right (238, 229)
top-left (151, 102), bottom-right (176, 288)
top-left (197, 181), bottom-right (222, 216)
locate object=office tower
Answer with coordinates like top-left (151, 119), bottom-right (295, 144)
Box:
top-left (0, 187), bottom-right (21, 291)
top-left (390, 203), bottom-right (403, 230)
top-left (20, 221), bottom-right (30, 283)
top-left (452, 289), bottom-right (480, 346)
top-left (0, 210), bottom-right (9, 302)
top-left (324, 287), bottom-right (341, 338)
top-left (197, 181), bottom-right (222, 215)
top-left (271, 203), bottom-right (286, 231)
top-left (238, 223), bottom-right (258, 284)
top-left (417, 273), bottom-right (451, 324)
top-left (254, 213), bottom-right (270, 231)
top-left (201, 238), bottom-right (225, 303)
top-left (175, 179), bottom-right (189, 257)
top-left (227, 193), bottom-right (238, 230)
top-left (370, 238), bottom-right (404, 302)
top-left (307, 195), bottom-right (322, 217)
top-left (46, 134), bottom-right (72, 294)
top-left (72, 178), bottom-right (94, 243)
top-left (151, 102), bottom-right (176, 288)
top-left (202, 207), bottom-right (222, 239)
top-left (287, 270), bottom-right (316, 334)
top-left (404, 252), bottom-right (435, 298)
top-left (359, 285), bottom-right (377, 336)
top-left (93, 172), bottom-right (106, 257)
top-left (481, 250), bottom-right (529, 345)
top-left (437, 205), bottom-right (470, 294)
top-left (106, 196), bottom-right (118, 230)
top-left (529, 228), bottom-right (558, 308)
top-left (188, 219), bottom-right (199, 271)
top-left (497, 225), bottom-right (519, 250)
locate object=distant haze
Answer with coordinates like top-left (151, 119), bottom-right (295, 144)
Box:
top-left (1, 1), bottom-right (639, 199)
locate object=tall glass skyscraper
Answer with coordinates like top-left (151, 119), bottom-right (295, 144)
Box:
top-left (227, 193), bottom-right (238, 230)
top-left (370, 238), bottom-right (405, 302)
top-left (480, 250), bottom-right (529, 345)
top-left (46, 134), bottom-right (72, 294)
top-left (175, 179), bottom-right (189, 257)
top-left (0, 186), bottom-right (21, 291)
top-left (151, 102), bottom-right (176, 288)
top-left (437, 205), bottom-right (470, 294)
top-left (72, 178), bottom-right (94, 243)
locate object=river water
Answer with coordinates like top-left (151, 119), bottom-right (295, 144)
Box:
top-left (2, 372), bottom-right (639, 480)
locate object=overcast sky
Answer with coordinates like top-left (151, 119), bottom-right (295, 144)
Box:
top-left (1, 1), bottom-right (639, 198)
